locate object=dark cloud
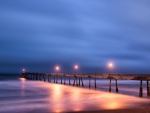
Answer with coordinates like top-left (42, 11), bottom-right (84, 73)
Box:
top-left (0, 0), bottom-right (150, 74)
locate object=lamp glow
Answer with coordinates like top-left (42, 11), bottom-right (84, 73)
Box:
top-left (108, 63), bottom-right (113, 74)
top-left (74, 65), bottom-right (78, 70)
top-left (55, 66), bottom-right (60, 71)
top-left (22, 69), bottom-right (25, 73)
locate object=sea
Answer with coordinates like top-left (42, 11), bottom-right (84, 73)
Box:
top-left (0, 74), bottom-right (150, 113)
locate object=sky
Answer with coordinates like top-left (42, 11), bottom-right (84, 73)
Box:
top-left (0, 0), bottom-right (150, 74)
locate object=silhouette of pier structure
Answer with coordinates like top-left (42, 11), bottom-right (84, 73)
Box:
top-left (22, 72), bottom-right (150, 97)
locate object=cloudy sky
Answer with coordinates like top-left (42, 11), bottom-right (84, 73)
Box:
top-left (0, 0), bottom-right (150, 74)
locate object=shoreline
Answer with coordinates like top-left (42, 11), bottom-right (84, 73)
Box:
top-left (67, 106), bottom-right (150, 113)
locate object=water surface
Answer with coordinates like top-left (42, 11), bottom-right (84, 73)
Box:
top-left (0, 76), bottom-right (150, 113)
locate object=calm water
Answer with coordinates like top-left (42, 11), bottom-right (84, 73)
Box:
top-left (0, 74), bottom-right (150, 113)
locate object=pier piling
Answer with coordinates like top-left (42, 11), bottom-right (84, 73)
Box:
top-left (94, 76), bottom-right (97, 88)
top-left (109, 78), bottom-right (111, 92)
top-left (89, 76), bottom-right (91, 88)
top-left (147, 81), bottom-right (150, 96)
top-left (64, 75), bottom-right (66, 85)
top-left (61, 76), bottom-right (62, 84)
top-left (139, 80), bottom-right (143, 97)
top-left (73, 76), bottom-right (75, 86)
top-left (116, 79), bottom-right (119, 92)
top-left (69, 76), bottom-right (71, 85)
top-left (81, 77), bottom-right (84, 87)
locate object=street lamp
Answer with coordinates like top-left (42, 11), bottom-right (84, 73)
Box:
top-left (108, 63), bottom-right (113, 74)
top-left (55, 66), bottom-right (60, 72)
top-left (22, 69), bottom-right (25, 73)
top-left (74, 65), bottom-right (78, 73)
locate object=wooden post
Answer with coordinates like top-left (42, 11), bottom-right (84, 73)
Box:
top-left (31, 74), bottom-right (32, 80)
top-left (44, 74), bottom-right (46, 82)
top-left (48, 75), bottom-right (49, 82)
top-left (50, 75), bottom-right (51, 82)
top-left (79, 77), bottom-right (80, 86)
top-left (64, 75), bottom-right (66, 85)
top-left (36, 74), bottom-right (38, 80)
top-left (56, 75), bottom-right (58, 83)
top-left (139, 80), bottom-right (143, 97)
top-left (89, 77), bottom-right (91, 88)
top-left (147, 81), bottom-right (150, 96)
top-left (39, 74), bottom-right (41, 81)
top-left (81, 77), bottom-right (84, 87)
top-left (61, 76), bottom-right (62, 84)
top-left (76, 77), bottom-right (78, 86)
top-left (73, 76), bottom-right (75, 86)
top-left (34, 74), bottom-right (35, 80)
top-left (116, 79), bottom-right (119, 92)
top-left (109, 78), bottom-right (111, 92)
top-left (54, 76), bottom-right (55, 83)
top-left (37, 74), bottom-right (39, 80)
top-left (94, 75), bottom-right (96, 88)
top-left (69, 76), bottom-right (71, 85)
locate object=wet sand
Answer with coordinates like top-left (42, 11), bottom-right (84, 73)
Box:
top-left (0, 76), bottom-right (150, 113)
top-left (68, 106), bottom-right (150, 113)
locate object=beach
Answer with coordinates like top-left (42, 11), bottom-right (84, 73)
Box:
top-left (0, 75), bottom-right (150, 113)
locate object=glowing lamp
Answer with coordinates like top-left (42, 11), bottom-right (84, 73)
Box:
top-left (74, 65), bottom-right (78, 70)
top-left (22, 69), bottom-right (25, 73)
top-left (55, 66), bottom-right (60, 71)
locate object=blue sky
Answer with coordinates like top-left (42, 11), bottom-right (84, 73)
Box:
top-left (0, 0), bottom-right (150, 74)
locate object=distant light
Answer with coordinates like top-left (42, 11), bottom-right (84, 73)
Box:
top-left (74, 65), bottom-right (78, 70)
top-left (109, 63), bottom-right (113, 67)
top-left (55, 66), bottom-right (60, 71)
top-left (22, 69), bottom-right (25, 72)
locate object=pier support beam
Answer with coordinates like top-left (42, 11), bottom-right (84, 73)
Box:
top-left (35, 74), bottom-right (38, 80)
top-left (76, 77), bottom-right (78, 86)
top-left (49, 75), bottom-right (51, 82)
top-left (61, 76), bottom-right (62, 84)
top-left (109, 78), bottom-right (112, 92)
top-left (54, 76), bottom-right (55, 83)
top-left (81, 77), bottom-right (84, 86)
top-left (40, 74), bottom-right (42, 81)
top-left (73, 76), bottom-right (75, 86)
top-left (94, 76), bottom-right (97, 89)
top-left (116, 79), bottom-right (119, 92)
top-left (48, 75), bottom-right (49, 82)
top-left (64, 75), bottom-right (66, 85)
top-left (147, 81), bottom-right (150, 96)
top-left (139, 80), bottom-right (143, 97)
top-left (79, 77), bottom-right (80, 86)
top-left (89, 77), bottom-right (91, 88)
top-left (44, 74), bottom-right (46, 82)
top-left (56, 75), bottom-right (58, 83)
top-left (69, 76), bottom-right (71, 85)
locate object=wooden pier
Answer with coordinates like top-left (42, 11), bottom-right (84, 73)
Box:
top-left (22, 72), bottom-right (150, 97)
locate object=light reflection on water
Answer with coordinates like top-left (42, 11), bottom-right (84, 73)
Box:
top-left (0, 79), bottom-right (150, 113)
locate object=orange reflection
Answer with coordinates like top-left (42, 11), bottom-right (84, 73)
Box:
top-left (19, 78), bottom-right (26, 82)
top-left (32, 81), bottom-right (150, 112)
top-left (49, 84), bottom-right (64, 112)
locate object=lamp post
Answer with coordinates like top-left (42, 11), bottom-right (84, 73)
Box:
top-left (22, 69), bottom-right (25, 78)
top-left (55, 66), bottom-right (60, 83)
top-left (74, 65), bottom-right (78, 73)
top-left (22, 69), bottom-right (25, 73)
top-left (108, 63), bottom-right (113, 74)
top-left (55, 66), bottom-right (60, 72)
top-left (108, 63), bottom-right (113, 92)
top-left (74, 65), bottom-right (79, 86)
